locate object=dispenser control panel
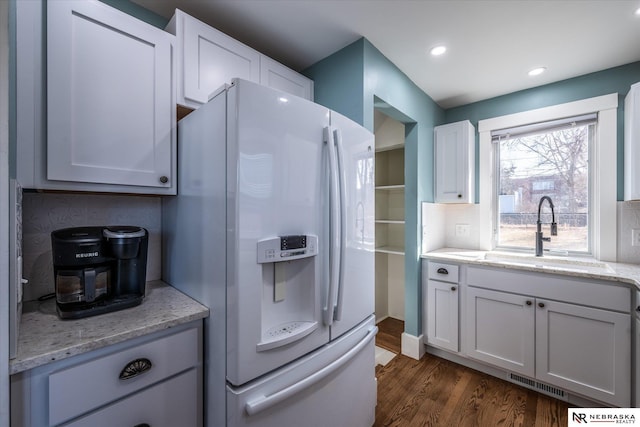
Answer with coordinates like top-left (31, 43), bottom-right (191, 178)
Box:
top-left (257, 234), bottom-right (318, 263)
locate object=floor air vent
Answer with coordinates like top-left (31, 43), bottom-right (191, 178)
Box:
top-left (508, 373), bottom-right (568, 401)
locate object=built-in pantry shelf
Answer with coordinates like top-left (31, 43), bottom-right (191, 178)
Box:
top-left (375, 246), bottom-right (405, 256)
top-left (375, 184), bottom-right (405, 191)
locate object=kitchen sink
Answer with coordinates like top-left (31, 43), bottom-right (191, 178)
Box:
top-left (481, 251), bottom-right (615, 274)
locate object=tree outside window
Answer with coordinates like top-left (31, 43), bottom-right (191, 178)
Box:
top-left (496, 122), bottom-right (593, 253)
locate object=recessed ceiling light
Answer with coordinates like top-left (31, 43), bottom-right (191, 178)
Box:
top-left (635, 6), bottom-right (640, 15)
top-left (430, 46), bottom-right (447, 56)
top-left (528, 67), bottom-right (547, 77)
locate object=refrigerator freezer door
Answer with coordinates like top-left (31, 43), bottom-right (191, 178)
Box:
top-left (227, 315), bottom-right (377, 427)
top-left (226, 80), bottom-right (332, 386)
top-left (328, 111), bottom-right (375, 340)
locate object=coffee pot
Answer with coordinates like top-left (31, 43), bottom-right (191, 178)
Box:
top-left (51, 226), bottom-right (148, 319)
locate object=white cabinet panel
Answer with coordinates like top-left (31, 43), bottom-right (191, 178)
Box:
top-left (434, 120), bottom-right (475, 203)
top-left (47, 0), bottom-right (175, 192)
top-left (426, 280), bottom-right (459, 352)
top-left (536, 299), bottom-right (630, 407)
top-left (260, 55), bottom-right (313, 101)
top-left (168, 10), bottom-right (313, 109)
top-left (63, 369), bottom-right (198, 427)
top-left (49, 327), bottom-right (199, 425)
top-left (465, 287), bottom-right (535, 376)
top-left (173, 10), bottom-right (260, 107)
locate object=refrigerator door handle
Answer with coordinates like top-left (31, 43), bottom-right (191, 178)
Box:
top-left (244, 325), bottom-right (378, 416)
top-left (332, 129), bottom-right (347, 322)
top-left (324, 127), bottom-right (340, 326)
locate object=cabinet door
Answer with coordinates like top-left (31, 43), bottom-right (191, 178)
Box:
top-left (535, 299), bottom-right (630, 407)
top-left (260, 55), bottom-right (313, 101)
top-left (47, 1), bottom-right (175, 192)
top-left (181, 12), bottom-right (260, 107)
top-left (434, 120), bottom-right (474, 203)
top-left (465, 287), bottom-right (535, 376)
top-left (62, 369), bottom-right (199, 427)
top-left (426, 280), bottom-right (459, 352)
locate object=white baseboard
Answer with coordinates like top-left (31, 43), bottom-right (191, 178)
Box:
top-left (400, 332), bottom-right (425, 360)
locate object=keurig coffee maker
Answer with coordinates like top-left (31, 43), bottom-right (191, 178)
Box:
top-left (51, 226), bottom-right (149, 319)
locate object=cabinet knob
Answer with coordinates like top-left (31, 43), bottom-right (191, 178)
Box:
top-left (457, 194), bottom-right (462, 198)
top-left (526, 300), bottom-right (532, 306)
top-left (538, 302), bottom-right (545, 308)
top-left (436, 267), bottom-right (449, 275)
top-left (451, 286), bottom-right (457, 291)
top-left (119, 358), bottom-right (153, 381)
top-left (636, 306), bottom-right (640, 312)
top-left (159, 175), bottom-right (169, 184)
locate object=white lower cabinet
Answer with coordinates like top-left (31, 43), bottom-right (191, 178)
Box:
top-left (465, 287), bottom-right (535, 376)
top-left (11, 322), bottom-right (203, 427)
top-left (425, 262), bottom-right (460, 352)
top-left (63, 369), bottom-right (198, 427)
top-left (426, 280), bottom-right (459, 352)
top-left (465, 285), bottom-right (630, 407)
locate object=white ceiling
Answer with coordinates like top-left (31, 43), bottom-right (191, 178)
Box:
top-left (132, 0), bottom-right (640, 109)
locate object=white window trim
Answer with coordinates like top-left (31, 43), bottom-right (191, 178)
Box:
top-left (478, 93), bottom-right (618, 261)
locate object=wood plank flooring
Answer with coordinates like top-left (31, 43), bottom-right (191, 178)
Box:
top-left (374, 318), bottom-right (569, 427)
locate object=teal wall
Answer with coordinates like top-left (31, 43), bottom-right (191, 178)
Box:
top-left (445, 61), bottom-right (640, 201)
top-left (305, 38), bottom-right (445, 337)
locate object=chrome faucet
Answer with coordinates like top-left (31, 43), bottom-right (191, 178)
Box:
top-left (535, 196), bottom-right (558, 257)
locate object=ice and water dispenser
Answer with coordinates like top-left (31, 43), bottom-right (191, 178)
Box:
top-left (256, 234), bottom-right (319, 351)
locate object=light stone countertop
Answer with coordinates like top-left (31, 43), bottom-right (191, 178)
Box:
top-left (422, 248), bottom-right (640, 291)
top-left (10, 280), bottom-right (209, 375)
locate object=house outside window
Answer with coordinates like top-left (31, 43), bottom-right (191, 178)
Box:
top-left (493, 115), bottom-right (595, 254)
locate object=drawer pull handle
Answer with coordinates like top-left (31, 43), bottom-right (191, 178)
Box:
top-left (436, 267), bottom-right (449, 275)
top-left (119, 358), bottom-right (153, 381)
top-left (134, 424), bottom-right (150, 427)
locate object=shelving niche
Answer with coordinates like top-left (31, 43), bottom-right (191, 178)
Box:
top-left (374, 109), bottom-right (405, 322)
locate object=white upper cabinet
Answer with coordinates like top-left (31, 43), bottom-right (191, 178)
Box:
top-left (260, 55), bottom-right (314, 101)
top-left (625, 82), bottom-right (640, 200)
top-left (167, 9), bottom-right (260, 108)
top-left (18, 0), bottom-right (176, 194)
top-left (166, 9), bottom-right (313, 109)
top-left (434, 120), bottom-right (475, 203)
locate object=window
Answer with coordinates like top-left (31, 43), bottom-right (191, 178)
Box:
top-left (493, 114), bottom-right (596, 254)
top-left (477, 93), bottom-right (618, 261)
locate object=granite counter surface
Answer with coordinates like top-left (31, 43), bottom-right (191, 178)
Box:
top-left (10, 280), bottom-right (209, 375)
top-left (422, 248), bottom-right (640, 291)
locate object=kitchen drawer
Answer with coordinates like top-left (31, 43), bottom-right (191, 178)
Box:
top-left (49, 326), bottom-right (199, 425)
top-left (466, 265), bottom-right (630, 312)
top-left (428, 262), bottom-right (459, 283)
top-left (62, 368), bottom-right (199, 427)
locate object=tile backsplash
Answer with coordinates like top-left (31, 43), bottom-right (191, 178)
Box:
top-left (617, 201), bottom-right (640, 264)
top-left (21, 192), bottom-right (162, 302)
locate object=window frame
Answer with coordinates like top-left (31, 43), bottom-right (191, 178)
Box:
top-left (477, 94), bottom-right (618, 261)
top-left (492, 117), bottom-right (595, 255)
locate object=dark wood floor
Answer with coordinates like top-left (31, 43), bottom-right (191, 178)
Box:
top-left (374, 318), bottom-right (569, 427)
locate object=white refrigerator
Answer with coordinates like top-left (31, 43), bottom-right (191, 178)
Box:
top-left (163, 79), bottom-right (377, 427)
